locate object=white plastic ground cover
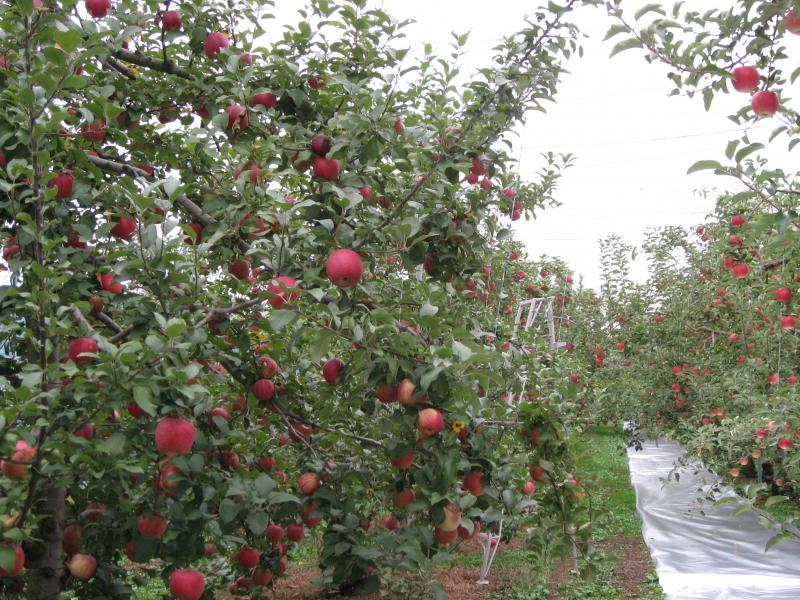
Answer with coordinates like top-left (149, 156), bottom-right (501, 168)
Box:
top-left (627, 439), bottom-right (800, 600)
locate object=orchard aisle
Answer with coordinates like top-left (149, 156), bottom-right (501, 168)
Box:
top-left (627, 440), bottom-right (800, 600)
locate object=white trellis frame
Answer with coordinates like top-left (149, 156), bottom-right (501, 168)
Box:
top-left (512, 296), bottom-right (565, 349)
top-left (504, 297), bottom-right (569, 402)
top-left (476, 519), bottom-right (503, 587)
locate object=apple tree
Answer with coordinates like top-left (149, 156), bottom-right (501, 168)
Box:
top-left (0, 0), bottom-right (604, 597)
top-left (576, 0), bottom-right (800, 544)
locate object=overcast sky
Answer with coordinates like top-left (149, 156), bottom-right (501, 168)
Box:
top-left (364, 0), bottom-right (799, 289)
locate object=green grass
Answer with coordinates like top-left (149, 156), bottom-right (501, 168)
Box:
top-left (573, 425), bottom-right (642, 539)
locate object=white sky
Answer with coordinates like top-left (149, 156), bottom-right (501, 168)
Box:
top-left (365, 0), bottom-right (799, 289)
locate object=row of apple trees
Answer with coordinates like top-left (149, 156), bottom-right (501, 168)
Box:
top-left (570, 0), bottom-right (800, 547)
top-left (0, 0), bottom-right (603, 597)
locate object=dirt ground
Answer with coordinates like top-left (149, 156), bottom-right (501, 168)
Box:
top-left (225, 534), bottom-right (654, 599)
top-left (548, 534), bottom-right (654, 600)
top-left (266, 536), bottom-right (527, 600)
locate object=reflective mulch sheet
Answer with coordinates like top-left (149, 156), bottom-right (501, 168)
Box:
top-left (627, 439), bottom-right (800, 600)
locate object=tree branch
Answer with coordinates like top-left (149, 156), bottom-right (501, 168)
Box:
top-left (112, 47), bottom-right (194, 81)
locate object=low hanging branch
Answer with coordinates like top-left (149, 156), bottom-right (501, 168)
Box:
top-left (112, 47), bottom-right (195, 81)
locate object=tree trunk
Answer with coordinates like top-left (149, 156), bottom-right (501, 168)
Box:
top-left (26, 486), bottom-right (65, 600)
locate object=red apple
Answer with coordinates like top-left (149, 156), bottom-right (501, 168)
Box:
top-left (252, 568), bottom-right (273, 586)
top-left (779, 438), bottom-right (793, 450)
top-left (287, 523), bottom-right (305, 542)
top-left (210, 407), bottom-right (230, 428)
top-left (529, 465), bottom-right (548, 482)
top-left (322, 358), bottom-right (344, 384)
top-left (85, 0), bottom-right (110, 18)
top-left (159, 464), bottom-right (181, 496)
top-left (63, 523), bottom-right (83, 556)
top-left (226, 104), bottom-right (249, 130)
top-left (74, 422), bottom-right (95, 440)
top-left (154, 418), bottom-right (196, 454)
top-left (266, 523), bottom-right (284, 543)
top-left (438, 503), bottom-right (460, 532)
top-left (307, 76), bottom-right (326, 89)
top-left (81, 119), bottom-right (107, 143)
top-left (376, 382), bottom-right (398, 404)
top-left (312, 156), bottom-right (340, 180)
top-left (457, 520), bottom-right (480, 540)
top-left (5, 439), bottom-right (35, 481)
top-left (732, 263), bottom-right (749, 278)
top-left (397, 378), bottom-right (418, 407)
top-left (170, 569), bottom-right (205, 600)
top-left (257, 356), bottom-right (279, 379)
top-left (390, 452), bottom-right (413, 469)
top-left (731, 67), bottom-right (759, 93)
top-left (137, 513), bottom-right (168, 538)
top-left (237, 546), bottom-right (260, 568)
top-left (67, 553), bottom-right (97, 579)
top-left (787, 10), bottom-right (800, 33)
top-left (251, 92), bottom-right (277, 110)
top-left (48, 170), bottom-right (74, 199)
top-left (298, 472), bottom-right (320, 495)
top-left (161, 9), bottom-right (181, 31)
top-left (204, 32), bottom-right (229, 58)
top-left (257, 455), bottom-right (275, 471)
top-left (417, 408), bottom-right (443, 437)
top-left (781, 315), bottom-right (796, 330)
top-left (462, 470), bottom-right (484, 496)
top-left (522, 481), bottom-right (536, 495)
top-left (326, 249), bottom-right (363, 288)
top-left (310, 134), bottom-right (333, 156)
top-left (359, 186), bottom-right (372, 199)
top-left (300, 502), bottom-right (321, 527)
top-left (98, 273), bottom-right (122, 294)
top-left (751, 90), bottom-right (779, 117)
top-left (228, 259), bottom-right (250, 281)
top-left (110, 215), bottom-right (136, 240)
top-left (435, 526), bottom-right (457, 544)
top-left (267, 276), bottom-right (298, 308)
top-left (775, 287), bottom-right (792, 303)
top-left (393, 487), bottom-right (416, 509)
top-left (382, 514), bottom-right (399, 531)
top-left (252, 379), bottom-right (275, 401)
top-left (768, 373), bottom-right (780, 385)
top-left (182, 223), bottom-right (203, 245)
top-left (68, 337), bottom-right (98, 365)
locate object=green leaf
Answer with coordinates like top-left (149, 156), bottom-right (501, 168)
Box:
top-left (686, 159), bottom-right (722, 174)
top-left (254, 474), bottom-right (276, 497)
top-left (734, 143), bottom-right (764, 163)
top-left (452, 341), bottom-right (473, 361)
top-left (53, 29), bottom-right (82, 53)
top-left (164, 318), bottom-right (186, 337)
top-left (609, 38), bottom-right (643, 58)
top-left (764, 495), bottom-right (787, 508)
top-left (246, 511), bottom-right (269, 535)
top-left (634, 3), bottom-right (666, 19)
top-left (420, 302), bottom-right (438, 317)
top-left (269, 310), bottom-right (297, 332)
top-left (765, 532), bottom-right (792, 552)
top-left (421, 366), bottom-right (443, 390)
top-left (0, 546), bottom-right (15, 575)
top-left (219, 499), bottom-right (242, 523)
top-left (603, 24), bottom-right (629, 41)
top-left (310, 329), bottom-right (335, 362)
top-left (100, 433), bottom-right (125, 455)
top-left (132, 386), bottom-right (157, 416)
top-left (268, 492), bottom-right (301, 505)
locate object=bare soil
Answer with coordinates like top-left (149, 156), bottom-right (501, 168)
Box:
top-left (548, 534), bottom-right (655, 600)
